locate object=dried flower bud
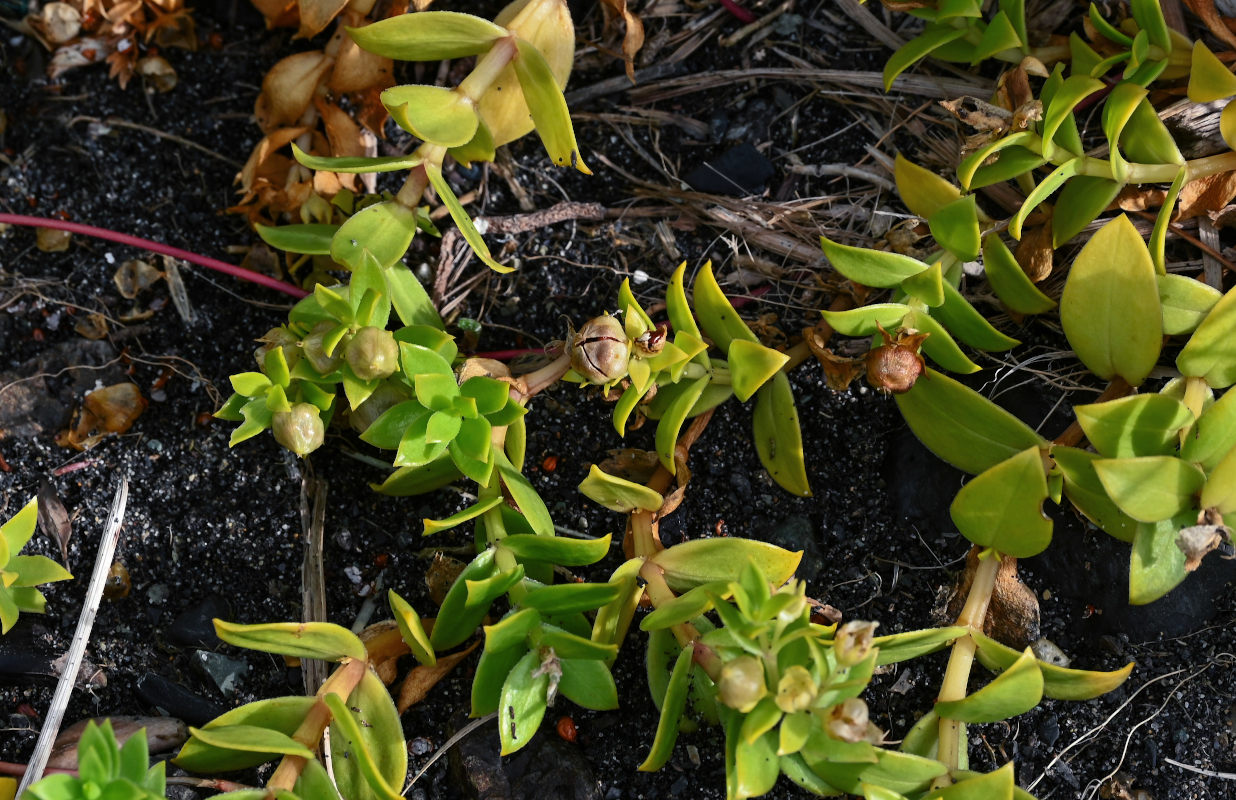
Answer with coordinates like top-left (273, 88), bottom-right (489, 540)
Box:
top-left (775, 665), bottom-right (816, 713)
top-left (633, 324), bottom-right (668, 357)
top-left (825, 698), bottom-right (870, 742)
top-left (255, 327), bottom-right (301, 371)
top-left (570, 315), bottom-right (630, 385)
top-left (346, 327), bottom-right (399, 381)
top-left (717, 655), bottom-right (767, 712)
top-left (301, 321), bottom-right (344, 374)
top-left (272, 403), bottom-right (325, 457)
top-left (834, 620), bottom-right (878, 667)
top-left (865, 324), bottom-right (928, 394)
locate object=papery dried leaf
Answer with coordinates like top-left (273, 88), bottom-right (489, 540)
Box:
top-left (941, 96), bottom-right (1011, 133)
top-left (48, 37), bottom-right (112, 80)
top-left (945, 549), bottom-right (1040, 648)
top-left (59, 383), bottom-right (147, 450)
top-left (255, 51), bottom-right (334, 131)
top-left (235, 126), bottom-right (310, 199)
top-left (656, 452), bottom-right (690, 518)
top-left (995, 63), bottom-right (1034, 111)
top-left (251, 0), bottom-right (298, 27)
top-left (136, 54), bottom-right (177, 92)
top-left (1116, 184), bottom-right (1166, 212)
top-left (297, 0), bottom-right (350, 39)
top-left (1014, 221), bottom-right (1054, 283)
top-left (316, 99), bottom-right (367, 193)
top-left (163, 257), bottom-right (195, 324)
top-left (806, 334), bottom-right (866, 392)
top-left (1178, 171), bottom-right (1236, 221)
top-left (37, 480), bottom-right (72, 565)
top-left (36, 227), bottom-right (71, 252)
top-left (360, 620), bottom-right (408, 684)
top-left (350, 85), bottom-right (392, 136)
top-left (329, 30), bottom-right (394, 94)
top-left (396, 641), bottom-right (478, 713)
top-left (114, 259), bottom-right (164, 298)
top-left (74, 312), bottom-right (110, 340)
top-left (347, 0), bottom-right (381, 16)
top-left (240, 244), bottom-right (283, 279)
top-left (1209, 203), bottom-right (1236, 228)
top-left (599, 0), bottom-right (644, 83)
top-left (40, 2), bottom-right (82, 44)
top-left (1177, 523), bottom-right (1230, 570)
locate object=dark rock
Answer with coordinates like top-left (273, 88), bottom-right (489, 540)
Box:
top-left (192, 650), bottom-right (247, 699)
top-left (1038, 715), bottom-right (1059, 748)
top-left (169, 595), bottom-right (230, 649)
top-left (683, 143), bottom-right (775, 196)
top-left (0, 340), bottom-right (121, 440)
top-left (136, 672), bottom-right (227, 727)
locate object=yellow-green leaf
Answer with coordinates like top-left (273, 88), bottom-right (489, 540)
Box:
top-left (388, 590), bottom-right (435, 666)
top-left (1060, 215), bottom-right (1162, 385)
top-left (1177, 283), bottom-right (1236, 387)
top-left (382, 85), bottom-right (479, 148)
top-left (935, 647), bottom-right (1043, 722)
top-left (346, 12), bottom-right (507, 61)
top-left (1188, 41), bottom-right (1236, 102)
top-left (894, 153), bottom-right (961, 219)
top-left (578, 464), bottom-right (664, 513)
top-left (982, 235), bottom-right (1055, 314)
top-left (728, 339), bottom-right (789, 402)
top-left (1094, 456), bottom-right (1206, 522)
top-left (971, 630), bottom-right (1133, 700)
top-left (650, 538), bottom-right (801, 593)
top-left (753, 373), bottom-right (812, 496)
top-left (1075, 394), bottom-right (1195, 458)
top-left (513, 39), bottom-right (589, 174)
top-left (820, 235), bottom-right (928, 287)
top-left (950, 447), bottom-right (1051, 557)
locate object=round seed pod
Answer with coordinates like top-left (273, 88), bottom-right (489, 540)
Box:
top-left (301, 321), bottom-right (344, 375)
top-left (716, 654), bottom-right (767, 713)
top-left (345, 327), bottom-right (399, 381)
top-left (272, 403), bottom-right (326, 457)
top-left (254, 327), bottom-right (302, 372)
top-left (570, 315), bottom-right (630, 385)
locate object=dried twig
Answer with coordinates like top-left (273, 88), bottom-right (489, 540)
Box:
top-left (18, 478), bottom-right (129, 796)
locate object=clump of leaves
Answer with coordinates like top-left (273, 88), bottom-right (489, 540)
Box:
top-left (1, 499), bottom-right (72, 635)
top-left (24, 0), bottom-right (196, 88)
top-left (22, 720), bottom-right (165, 800)
top-left (247, 0), bottom-right (583, 275)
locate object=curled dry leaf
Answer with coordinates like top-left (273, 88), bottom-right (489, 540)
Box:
top-left (426, 553), bottom-right (466, 606)
top-left (804, 328), bottom-right (866, 392)
top-left (58, 383), bottom-right (148, 450)
top-left (37, 480), bottom-right (73, 565)
top-left (136, 54), bottom-right (177, 92)
top-left (599, 448), bottom-right (661, 484)
top-left (36, 227), bottom-right (72, 252)
top-left (40, 2), bottom-right (83, 44)
top-left (114, 259), bottom-right (164, 298)
top-left (1183, 0), bottom-right (1236, 52)
top-left (48, 716), bottom-right (187, 769)
top-left (360, 620), bottom-right (409, 684)
top-left (163, 257), bottom-right (195, 324)
top-left (1116, 184), bottom-right (1166, 212)
top-left (296, 0), bottom-right (351, 39)
top-left (1177, 508), bottom-right (1233, 571)
top-left (255, 51), bottom-right (335, 131)
top-left (1177, 171), bottom-right (1236, 222)
top-left (397, 641), bottom-right (479, 713)
top-left (74, 312), bottom-right (110, 340)
top-left (48, 37), bottom-right (112, 80)
top-left (1014, 220), bottom-right (1054, 283)
top-left (599, 0), bottom-right (645, 83)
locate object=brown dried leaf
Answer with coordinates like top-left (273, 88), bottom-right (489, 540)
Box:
top-left (297, 0), bottom-right (351, 39)
top-left (255, 51), bottom-right (334, 131)
top-left (36, 227), bottom-right (71, 253)
top-left (48, 37), bottom-right (112, 81)
top-left (940, 96), bottom-right (1011, 133)
top-left (599, 0), bottom-right (645, 83)
top-left (114, 259), bottom-right (164, 298)
top-left (1014, 220), bottom-right (1054, 283)
top-left (235, 125), bottom-right (310, 199)
top-left (251, 0), bottom-right (299, 26)
top-left (1178, 171), bottom-right (1236, 222)
top-left (137, 55), bottom-right (177, 92)
top-left (397, 641), bottom-right (478, 713)
top-left (805, 332), bottom-right (866, 392)
top-left (329, 30), bottom-right (393, 94)
top-left (1116, 184), bottom-right (1166, 212)
top-left (74, 312), bottom-right (110, 340)
top-left (944, 549), bottom-right (1040, 649)
top-left (58, 383), bottom-right (147, 450)
top-left (40, 2), bottom-right (82, 44)
top-left (995, 63), bottom-right (1034, 111)
top-left (599, 448), bottom-right (661, 484)
top-left (37, 480), bottom-right (72, 565)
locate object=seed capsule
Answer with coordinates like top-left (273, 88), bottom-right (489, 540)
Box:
top-left (272, 403), bottom-right (325, 457)
top-left (826, 698), bottom-right (871, 742)
top-left (833, 620), bottom-right (878, 667)
top-left (570, 315), bottom-right (630, 385)
top-left (716, 654), bottom-right (767, 712)
top-left (865, 324), bottom-right (928, 394)
top-left (346, 327), bottom-right (399, 381)
top-left (254, 327), bottom-right (301, 372)
top-left (301, 321), bottom-right (344, 375)
top-left (775, 665), bottom-right (816, 713)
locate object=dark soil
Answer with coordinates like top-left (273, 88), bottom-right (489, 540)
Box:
top-left (3, 2), bottom-right (1236, 799)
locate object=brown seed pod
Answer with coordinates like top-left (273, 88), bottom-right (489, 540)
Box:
top-left (570, 315), bottom-right (630, 385)
top-left (865, 323), bottom-right (929, 394)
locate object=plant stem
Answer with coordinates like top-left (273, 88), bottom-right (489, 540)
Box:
top-left (639, 560), bottom-right (700, 647)
top-left (458, 37), bottom-right (518, 103)
top-left (510, 351), bottom-right (572, 402)
top-left (0, 213), bottom-right (307, 298)
top-left (933, 551), bottom-right (1001, 785)
top-left (268, 656), bottom-right (368, 791)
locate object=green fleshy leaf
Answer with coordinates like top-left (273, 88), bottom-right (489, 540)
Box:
top-left (873, 626), bottom-right (967, 665)
top-left (558, 658), bottom-right (619, 710)
top-left (639, 643), bottom-right (694, 771)
top-left (255, 223), bottom-right (336, 255)
top-left (1182, 386), bottom-right (1236, 471)
top-left (935, 647), bottom-right (1043, 722)
top-left (820, 236), bottom-right (927, 287)
top-left (928, 195), bottom-right (981, 262)
top-left (971, 630), bottom-right (1133, 700)
top-left (1189, 40), bottom-right (1236, 102)
top-left (383, 85), bottom-right (479, 148)
top-left (174, 697), bottom-right (317, 773)
top-left (1159, 273), bottom-right (1222, 335)
top-left (882, 24), bottom-right (970, 91)
top-left (1054, 446), bottom-right (1139, 542)
top-left (950, 447), bottom-right (1051, 557)
top-left (1075, 394), bottom-right (1195, 458)
top-left (981, 235), bottom-right (1055, 314)
top-left (1177, 283), bottom-right (1236, 388)
top-left (821, 304), bottom-right (910, 336)
top-left (1008, 159), bottom-right (1080, 240)
top-left (346, 12), bottom-right (507, 61)
top-left (901, 261), bottom-right (945, 307)
top-left (1060, 215), bottom-right (1162, 385)
top-left (894, 153), bottom-right (961, 219)
top-left (498, 534), bottom-right (611, 567)
top-left (1129, 512), bottom-right (1194, 604)
top-left (424, 162), bottom-right (509, 273)
top-left (184, 725), bottom-right (315, 760)
top-left (331, 201), bottom-right (419, 270)
top-left (214, 620), bottom-right (366, 661)
top-left (499, 650), bottom-right (551, 755)
top-left (1052, 176), bottom-right (1122, 247)
top-left (578, 464), bottom-right (663, 513)
top-left (388, 590), bottom-right (435, 666)
top-left (650, 538), bottom-right (801, 593)
top-left (1093, 456), bottom-right (1206, 522)
top-left (326, 673), bottom-right (406, 800)
top-left (291, 143), bottom-right (423, 174)
top-left (513, 39), bottom-right (589, 173)
top-left (753, 373), bottom-right (812, 496)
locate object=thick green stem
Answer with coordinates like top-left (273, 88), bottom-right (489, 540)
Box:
top-left (457, 37), bottom-right (518, 103)
top-left (639, 560), bottom-right (699, 647)
top-left (268, 656), bottom-right (368, 791)
top-left (933, 553), bottom-right (1000, 785)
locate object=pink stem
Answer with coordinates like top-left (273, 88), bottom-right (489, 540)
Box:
top-left (0, 213), bottom-right (308, 299)
top-left (718, 0), bottom-right (756, 24)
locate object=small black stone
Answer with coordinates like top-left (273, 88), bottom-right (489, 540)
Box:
top-left (168, 594), bottom-right (231, 649)
top-left (683, 143), bottom-right (775, 197)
